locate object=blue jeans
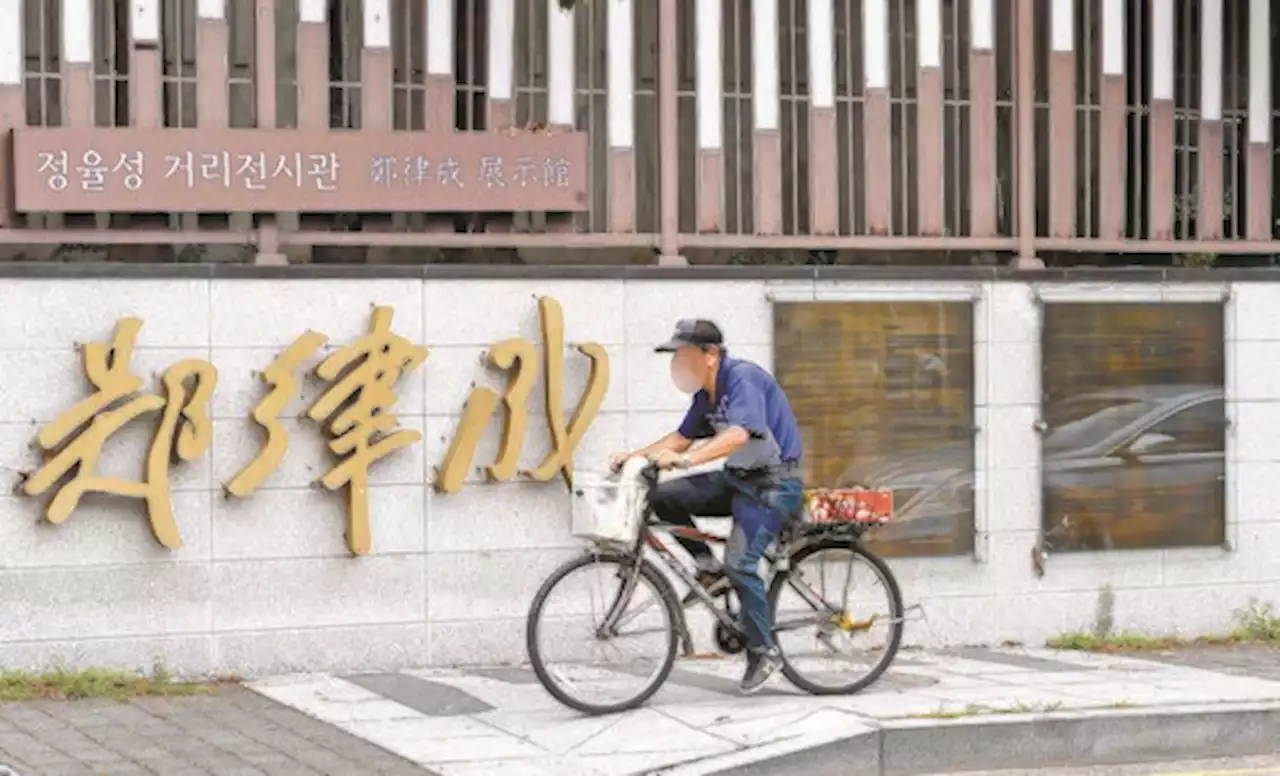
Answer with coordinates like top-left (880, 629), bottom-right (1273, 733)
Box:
top-left (650, 471), bottom-right (804, 650)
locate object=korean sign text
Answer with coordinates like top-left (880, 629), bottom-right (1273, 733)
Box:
top-left (12, 128), bottom-right (590, 213)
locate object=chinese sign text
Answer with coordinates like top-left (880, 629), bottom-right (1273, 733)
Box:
top-left (22, 298), bottom-right (609, 557)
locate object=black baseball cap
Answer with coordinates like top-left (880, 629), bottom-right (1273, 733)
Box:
top-left (655, 319), bottom-right (724, 352)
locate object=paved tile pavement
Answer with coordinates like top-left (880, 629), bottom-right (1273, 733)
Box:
top-left (3, 646), bottom-right (1276, 776)
top-left (0, 687), bottom-right (433, 776)
top-left (1131, 643), bottom-right (1280, 682)
top-left (245, 646), bottom-right (1280, 776)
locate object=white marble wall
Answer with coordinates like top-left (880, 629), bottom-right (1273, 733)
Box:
top-left (0, 277), bottom-right (1275, 677)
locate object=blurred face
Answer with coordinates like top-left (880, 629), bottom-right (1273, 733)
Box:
top-left (670, 346), bottom-right (716, 394)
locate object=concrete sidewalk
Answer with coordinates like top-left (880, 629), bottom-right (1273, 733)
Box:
top-left (245, 645), bottom-right (1280, 776)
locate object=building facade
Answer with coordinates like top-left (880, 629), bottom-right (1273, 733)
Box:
top-left (0, 268), bottom-right (1275, 676)
top-left (0, 0), bottom-right (1277, 263)
top-left (0, 1), bottom-right (1279, 678)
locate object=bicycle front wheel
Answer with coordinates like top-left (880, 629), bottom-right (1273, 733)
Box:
top-left (769, 538), bottom-right (904, 695)
top-left (526, 552), bottom-right (680, 715)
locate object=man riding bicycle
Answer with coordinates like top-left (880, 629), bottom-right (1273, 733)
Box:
top-left (609, 319), bottom-right (804, 694)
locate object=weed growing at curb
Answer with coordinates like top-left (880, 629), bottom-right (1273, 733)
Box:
top-left (0, 663), bottom-right (218, 702)
top-left (1048, 631), bottom-right (1185, 652)
top-left (1232, 599), bottom-right (1280, 642)
top-left (1048, 598), bottom-right (1280, 653)
top-left (906, 701), bottom-right (1064, 720)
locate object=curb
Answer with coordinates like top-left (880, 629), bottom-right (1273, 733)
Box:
top-left (656, 701), bottom-right (1280, 776)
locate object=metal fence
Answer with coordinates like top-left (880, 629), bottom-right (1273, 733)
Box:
top-left (3, 0), bottom-right (1279, 261)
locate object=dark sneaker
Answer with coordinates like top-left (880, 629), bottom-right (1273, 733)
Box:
top-left (682, 569), bottom-right (730, 605)
top-left (739, 647), bottom-right (782, 695)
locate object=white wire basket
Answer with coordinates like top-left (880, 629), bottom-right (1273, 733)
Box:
top-left (570, 458), bottom-right (649, 546)
top-left (570, 457), bottom-right (728, 547)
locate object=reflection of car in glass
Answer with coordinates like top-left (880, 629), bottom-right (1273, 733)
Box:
top-left (835, 385), bottom-right (1226, 549)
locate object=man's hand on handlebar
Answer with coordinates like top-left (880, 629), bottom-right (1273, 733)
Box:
top-left (648, 450), bottom-right (691, 471)
top-left (607, 448), bottom-right (691, 474)
top-left (607, 451), bottom-right (634, 473)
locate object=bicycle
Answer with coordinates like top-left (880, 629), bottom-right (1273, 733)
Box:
top-left (525, 458), bottom-right (905, 715)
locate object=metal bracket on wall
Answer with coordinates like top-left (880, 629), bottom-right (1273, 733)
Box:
top-left (1031, 285), bottom-right (1231, 305)
top-left (764, 289), bottom-right (820, 304)
top-left (972, 530), bottom-right (989, 564)
top-left (779, 285), bottom-right (986, 304)
top-left (1031, 539), bottom-right (1049, 578)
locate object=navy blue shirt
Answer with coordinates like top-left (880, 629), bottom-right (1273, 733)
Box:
top-left (677, 356), bottom-right (804, 469)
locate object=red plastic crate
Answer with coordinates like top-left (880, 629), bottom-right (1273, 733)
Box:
top-left (803, 488), bottom-right (894, 524)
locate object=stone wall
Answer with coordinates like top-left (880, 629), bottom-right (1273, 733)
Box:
top-left (0, 273), bottom-right (1275, 678)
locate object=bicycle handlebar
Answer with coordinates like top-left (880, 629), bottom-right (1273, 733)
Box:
top-left (610, 459), bottom-right (661, 488)
top-left (613, 457), bottom-right (724, 493)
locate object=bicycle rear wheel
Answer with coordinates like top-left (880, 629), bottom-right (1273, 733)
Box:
top-left (769, 537), bottom-right (904, 695)
top-left (526, 552), bottom-right (680, 715)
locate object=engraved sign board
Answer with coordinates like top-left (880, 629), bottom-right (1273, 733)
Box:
top-left (11, 128), bottom-right (590, 213)
top-left (774, 301), bottom-right (976, 558)
top-left (1040, 303), bottom-right (1226, 552)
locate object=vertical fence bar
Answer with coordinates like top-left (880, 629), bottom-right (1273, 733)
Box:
top-left (1148, 0), bottom-right (1174, 240)
top-left (1246, 0), bottom-right (1271, 240)
top-left (863, 0), bottom-right (891, 235)
top-left (969, 0), bottom-right (997, 237)
top-left (1198, 0), bottom-right (1223, 240)
top-left (426, 0), bottom-right (453, 131)
top-left (62, 0), bottom-right (93, 125)
top-left (608, 0), bottom-right (636, 232)
top-left (0, 0), bottom-right (21, 227)
top-left (545, 0), bottom-right (575, 233)
top-left (658, 0), bottom-right (679, 258)
top-left (1077, 0), bottom-right (1095, 237)
top-left (252, 0), bottom-right (275, 127)
top-left (131, 0), bottom-right (163, 126)
top-left (1224, 1), bottom-right (1244, 240)
top-left (297, 0), bottom-right (327, 129)
top-left (779, 0), bottom-right (802, 236)
top-left (485, 0), bottom-right (514, 234)
top-left (695, 0), bottom-right (722, 233)
top-left (724, 1), bottom-right (749, 234)
top-left (253, 0), bottom-right (282, 260)
top-left (183, 1), bottom-right (222, 238)
top-left (487, 0), bottom-right (514, 130)
top-left (751, 0), bottom-right (781, 234)
top-left (1126, 1), bottom-right (1144, 240)
top-left (915, 0), bottom-right (943, 235)
top-left (1015, 0), bottom-right (1035, 261)
top-left (1097, 0), bottom-right (1125, 240)
top-left (362, 0), bottom-right (391, 130)
top-left (807, 0), bottom-right (836, 235)
top-left (197, 0), bottom-right (228, 127)
top-left (457, 0), bottom-right (484, 132)
top-left (548, 0), bottom-right (575, 130)
top-left (358, 0), bottom-right (392, 257)
top-left (1047, 0), bottom-right (1075, 237)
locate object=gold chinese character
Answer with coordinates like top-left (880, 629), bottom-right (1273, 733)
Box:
top-left (225, 330), bottom-right (329, 497)
top-left (23, 318), bottom-right (217, 549)
top-left (307, 307), bottom-right (427, 556)
top-left (435, 296), bottom-right (609, 494)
